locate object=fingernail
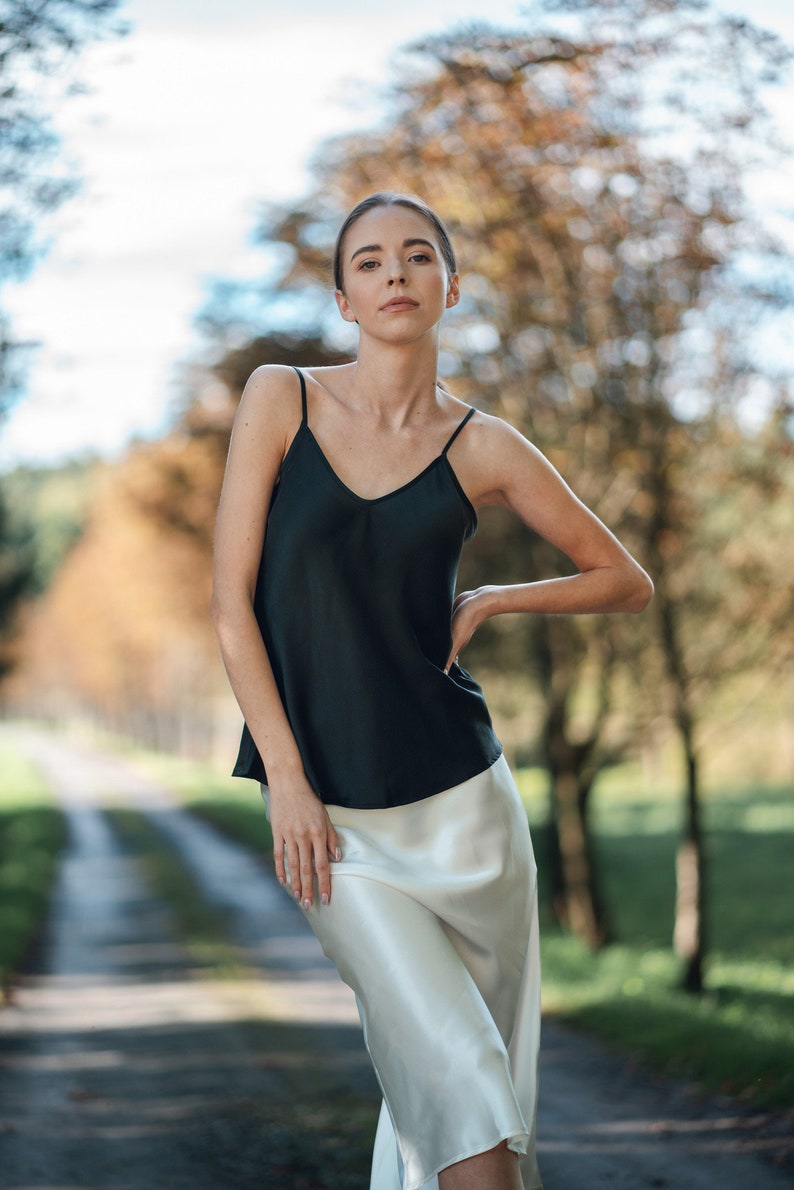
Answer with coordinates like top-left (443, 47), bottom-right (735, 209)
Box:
top-left (293, 890), bottom-right (301, 903)
top-left (321, 893), bottom-right (329, 906)
top-left (302, 898), bottom-right (311, 911)
top-left (278, 877), bottom-right (286, 888)
top-left (335, 847), bottom-right (341, 861)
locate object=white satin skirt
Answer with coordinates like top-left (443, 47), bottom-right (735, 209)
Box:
top-left (264, 753), bottom-right (542, 1190)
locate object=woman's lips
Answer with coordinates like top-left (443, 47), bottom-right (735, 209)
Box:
top-left (381, 297), bottom-right (419, 311)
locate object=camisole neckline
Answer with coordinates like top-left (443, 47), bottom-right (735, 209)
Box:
top-left (291, 366), bottom-right (476, 507)
top-left (301, 423), bottom-right (471, 507)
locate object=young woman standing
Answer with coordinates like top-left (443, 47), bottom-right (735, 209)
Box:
top-left (211, 192), bottom-right (653, 1190)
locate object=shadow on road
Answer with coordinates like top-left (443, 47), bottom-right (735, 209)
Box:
top-left (1, 1004), bottom-right (377, 1190)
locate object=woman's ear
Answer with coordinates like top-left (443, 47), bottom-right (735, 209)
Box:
top-left (445, 274), bottom-right (460, 309)
top-left (335, 289), bottom-right (358, 324)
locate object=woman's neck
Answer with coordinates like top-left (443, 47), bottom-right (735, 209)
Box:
top-left (347, 336), bottom-right (442, 429)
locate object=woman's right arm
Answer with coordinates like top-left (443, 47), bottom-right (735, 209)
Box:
top-left (210, 365), bottom-right (340, 909)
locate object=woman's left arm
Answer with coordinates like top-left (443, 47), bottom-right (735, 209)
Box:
top-left (444, 415), bottom-right (654, 671)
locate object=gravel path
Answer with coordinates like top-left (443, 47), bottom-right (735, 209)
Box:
top-left (1, 725), bottom-right (791, 1189)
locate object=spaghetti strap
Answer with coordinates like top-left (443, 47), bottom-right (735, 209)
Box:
top-left (442, 406), bottom-right (475, 456)
top-left (292, 366), bottom-right (308, 424)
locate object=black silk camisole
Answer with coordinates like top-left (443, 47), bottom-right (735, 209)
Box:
top-left (232, 367), bottom-right (502, 809)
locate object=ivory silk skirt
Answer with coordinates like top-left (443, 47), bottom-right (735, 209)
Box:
top-left (263, 753), bottom-right (543, 1190)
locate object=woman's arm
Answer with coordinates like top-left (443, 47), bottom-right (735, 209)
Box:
top-left (444, 414), bottom-right (653, 670)
top-left (211, 365), bottom-right (340, 908)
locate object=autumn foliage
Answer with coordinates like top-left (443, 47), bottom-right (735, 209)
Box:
top-left (7, 431), bottom-right (225, 752)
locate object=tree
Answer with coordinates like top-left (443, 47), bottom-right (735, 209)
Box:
top-left (0, 0), bottom-right (125, 667)
top-left (545, 0), bottom-right (794, 988)
top-left (5, 434), bottom-right (223, 751)
top-left (0, 493), bottom-right (34, 675)
top-left (640, 398), bottom-right (793, 989)
top-left (0, 0), bottom-right (125, 406)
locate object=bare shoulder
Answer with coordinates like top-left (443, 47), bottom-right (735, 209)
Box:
top-left (454, 409), bottom-right (551, 507)
top-left (222, 363), bottom-right (308, 502)
top-left (215, 365), bottom-right (307, 579)
top-left (464, 409), bottom-right (535, 453)
top-left (234, 363), bottom-right (305, 438)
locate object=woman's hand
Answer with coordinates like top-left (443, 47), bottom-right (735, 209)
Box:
top-left (443, 587), bottom-right (496, 673)
top-left (268, 771), bottom-right (341, 911)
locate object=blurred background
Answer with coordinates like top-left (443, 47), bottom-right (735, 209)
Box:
top-left (1, 0), bottom-right (793, 1112)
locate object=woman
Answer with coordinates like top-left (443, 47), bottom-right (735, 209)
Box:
top-left (211, 192), bottom-right (653, 1190)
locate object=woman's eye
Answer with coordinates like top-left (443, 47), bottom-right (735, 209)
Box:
top-left (409, 252), bottom-right (431, 263)
top-left (359, 259), bottom-right (379, 270)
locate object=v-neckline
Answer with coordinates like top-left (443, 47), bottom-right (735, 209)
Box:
top-left (303, 423), bottom-right (449, 505)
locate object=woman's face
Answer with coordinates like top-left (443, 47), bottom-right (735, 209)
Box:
top-left (335, 205), bottom-right (459, 340)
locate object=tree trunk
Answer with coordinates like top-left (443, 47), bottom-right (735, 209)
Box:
top-left (536, 616), bottom-right (612, 949)
top-left (552, 767), bottom-right (610, 949)
top-left (673, 733), bottom-right (706, 993)
top-left (643, 437), bottom-right (708, 995)
top-left (545, 795), bottom-right (568, 930)
top-left (654, 580), bottom-right (707, 994)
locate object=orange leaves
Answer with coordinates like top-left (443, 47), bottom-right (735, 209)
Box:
top-left (8, 434), bottom-right (223, 746)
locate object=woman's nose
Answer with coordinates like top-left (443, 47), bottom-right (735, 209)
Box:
top-left (387, 265), bottom-right (406, 285)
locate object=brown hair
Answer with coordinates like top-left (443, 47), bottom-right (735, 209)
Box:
top-left (333, 192), bottom-right (457, 292)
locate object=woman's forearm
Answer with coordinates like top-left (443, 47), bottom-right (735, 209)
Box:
top-left (481, 562), bottom-right (653, 620)
top-left (211, 597), bottom-right (304, 780)
top-left (446, 562), bottom-right (652, 672)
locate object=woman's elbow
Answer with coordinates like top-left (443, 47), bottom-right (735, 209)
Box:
top-left (209, 583), bottom-right (250, 638)
top-left (625, 565), bottom-right (654, 613)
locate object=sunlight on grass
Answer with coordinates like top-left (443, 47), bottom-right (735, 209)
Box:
top-left (540, 936), bottom-right (794, 1104)
top-left (129, 747), bottom-right (275, 855)
top-left (0, 747), bottom-right (65, 994)
top-left (105, 806), bottom-right (250, 978)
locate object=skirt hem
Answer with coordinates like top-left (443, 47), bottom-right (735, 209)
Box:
top-left (402, 1128), bottom-right (539, 1190)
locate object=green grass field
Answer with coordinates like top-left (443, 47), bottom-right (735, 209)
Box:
top-left (0, 748), bottom-right (66, 997)
top-left (524, 769), bottom-right (794, 1107)
top-left (144, 750), bottom-right (794, 1109)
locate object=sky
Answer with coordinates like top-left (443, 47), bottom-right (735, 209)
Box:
top-left (1, 0), bottom-right (793, 469)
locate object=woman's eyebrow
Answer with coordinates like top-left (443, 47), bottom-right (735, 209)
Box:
top-left (349, 237), bottom-right (437, 262)
top-left (350, 243), bottom-right (380, 262)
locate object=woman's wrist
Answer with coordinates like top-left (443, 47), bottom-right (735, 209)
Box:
top-left (476, 584), bottom-right (508, 622)
top-left (256, 735), bottom-right (306, 785)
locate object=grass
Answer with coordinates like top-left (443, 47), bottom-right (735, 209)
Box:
top-left (104, 806), bottom-right (248, 977)
top-left (0, 747), bottom-right (66, 997)
top-left (144, 749), bottom-right (794, 1109)
top-left (532, 773), bottom-right (794, 1108)
top-left (132, 747), bottom-right (276, 855)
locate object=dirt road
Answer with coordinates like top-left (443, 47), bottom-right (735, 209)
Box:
top-left (1, 726), bottom-right (791, 1189)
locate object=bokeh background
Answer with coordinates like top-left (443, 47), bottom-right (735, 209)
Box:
top-left (1, 0), bottom-right (793, 1117)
